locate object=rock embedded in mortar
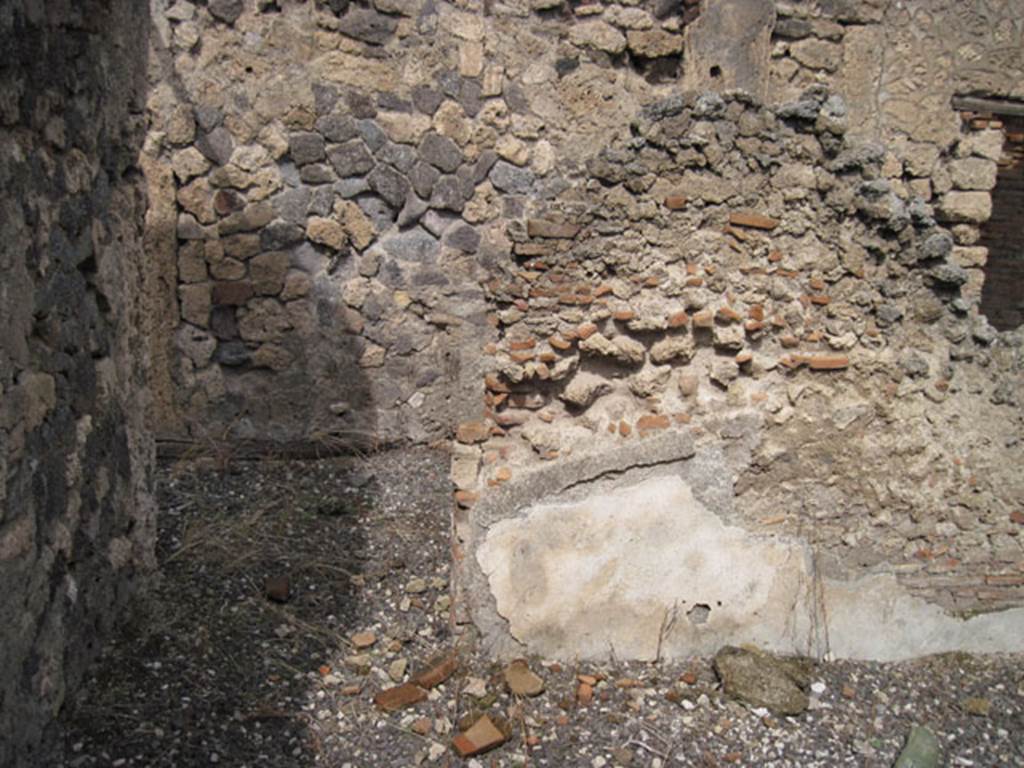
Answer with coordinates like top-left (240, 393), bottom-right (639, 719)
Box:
top-left (713, 645), bottom-right (812, 716)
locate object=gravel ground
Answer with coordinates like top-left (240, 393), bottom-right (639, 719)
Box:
top-left (59, 446), bottom-right (1024, 768)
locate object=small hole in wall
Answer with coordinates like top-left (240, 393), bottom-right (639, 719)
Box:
top-left (709, 65), bottom-right (722, 79)
top-left (687, 603), bottom-right (711, 625)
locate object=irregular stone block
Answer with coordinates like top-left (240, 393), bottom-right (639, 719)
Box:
top-left (338, 7), bottom-right (397, 45)
top-left (328, 140), bottom-right (375, 177)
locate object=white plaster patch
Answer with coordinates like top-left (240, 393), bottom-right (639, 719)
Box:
top-left (477, 475), bottom-right (1024, 661)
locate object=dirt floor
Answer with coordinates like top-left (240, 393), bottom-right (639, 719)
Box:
top-left (59, 446), bottom-right (1023, 767)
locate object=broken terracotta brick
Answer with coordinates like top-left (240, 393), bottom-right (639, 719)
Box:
top-left (729, 211), bottom-right (779, 230)
top-left (576, 322), bottom-right (599, 340)
top-left (577, 682), bottom-right (594, 706)
top-left (373, 682), bottom-right (427, 712)
top-left (618, 420), bottom-right (631, 437)
top-left (664, 194), bottom-right (688, 209)
top-left (452, 715), bottom-right (507, 758)
top-left (507, 337), bottom-right (536, 351)
top-left (716, 306), bottom-right (742, 323)
top-left (413, 653), bottom-right (459, 689)
top-left (808, 355), bottom-right (850, 370)
top-left (549, 334), bottom-right (572, 351)
top-left (668, 310), bottom-right (690, 328)
top-left (484, 374), bottom-right (509, 393)
top-left (612, 309), bottom-right (635, 321)
top-left (636, 414), bottom-right (670, 432)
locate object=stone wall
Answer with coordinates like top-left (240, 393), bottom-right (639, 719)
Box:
top-left (143, 0), bottom-right (1024, 658)
top-left (0, 3), bottom-right (154, 765)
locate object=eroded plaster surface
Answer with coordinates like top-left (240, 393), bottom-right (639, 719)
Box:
top-left (477, 473), bottom-right (1024, 662)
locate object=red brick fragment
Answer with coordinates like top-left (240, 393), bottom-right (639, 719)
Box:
top-left (664, 195), bottom-right (688, 210)
top-left (413, 654), bottom-right (459, 689)
top-left (484, 374), bottom-right (509, 393)
top-left (668, 310), bottom-right (690, 328)
top-left (549, 334), bottom-right (572, 351)
top-left (612, 309), bottom-right (635, 321)
top-left (716, 306), bottom-right (742, 323)
top-left (452, 716), bottom-right (507, 757)
top-left (374, 682), bottom-right (427, 713)
top-left (808, 355), bottom-right (849, 370)
top-left (576, 322), bottom-right (599, 340)
top-left (507, 337), bottom-right (536, 351)
top-left (729, 211), bottom-right (779, 230)
top-left (636, 414), bottom-right (670, 432)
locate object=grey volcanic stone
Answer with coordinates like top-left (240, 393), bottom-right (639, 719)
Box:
top-left (299, 163), bottom-right (336, 184)
top-left (316, 114), bottom-right (359, 143)
top-left (288, 132), bottom-right (323, 166)
top-left (357, 119), bottom-right (388, 152)
top-left (381, 227), bottom-right (439, 262)
top-left (195, 104), bottom-right (223, 131)
top-left (444, 223), bottom-right (481, 253)
top-left (272, 187), bottom-right (312, 224)
top-left (412, 85), bottom-right (443, 115)
top-left (429, 175), bottom-right (466, 212)
top-left (328, 140), bottom-right (375, 177)
top-left (196, 126), bottom-right (235, 165)
top-left (489, 160), bottom-right (534, 194)
top-left (217, 340), bottom-right (251, 366)
top-left (338, 7), bottom-right (397, 45)
top-left (261, 221), bottom-right (305, 250)
top-left (368, 164), bottom-right (411, 208)
top-left (379, 141), bottom-right (418, 173)
top-left (410, 162), bottom-right (440, 199)
top-left (419, 132), bottom-right (464, 173)
top-left (209, 0), bottom-right (244, 23)
top-left (473, 150), bottom-right (499, 183)
top-left (335, 177), bottom-right (370, 198)
top-left (397, 194), bottom-right (429, 229)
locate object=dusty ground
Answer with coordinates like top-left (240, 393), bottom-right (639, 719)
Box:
top-left (59, 446), bottom-right (1023, 767)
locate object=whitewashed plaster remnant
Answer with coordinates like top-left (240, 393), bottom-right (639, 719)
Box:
top-left (477, 476), bottom-right (1024, 662)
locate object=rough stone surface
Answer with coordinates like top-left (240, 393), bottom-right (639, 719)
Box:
top-left (142, 0), bottom-right (1024, 662)
top-left (0, 3), bottom-right (154, 766)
